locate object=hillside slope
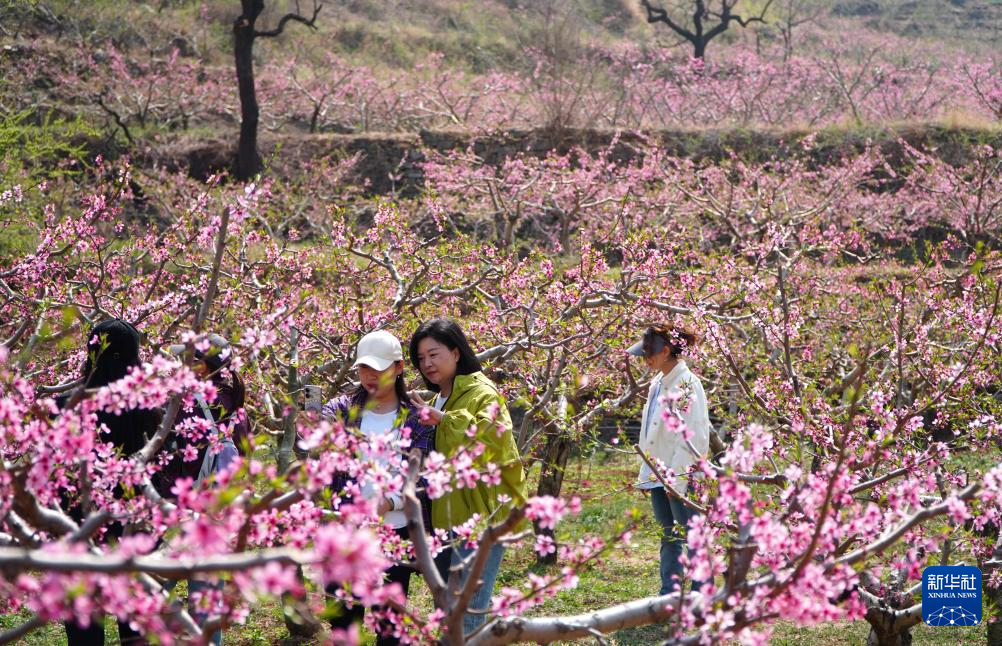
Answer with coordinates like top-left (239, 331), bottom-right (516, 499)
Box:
top-left (1, 0), bottom-right (998, 187)
top-left (3, 0), bottom-right (998, 73)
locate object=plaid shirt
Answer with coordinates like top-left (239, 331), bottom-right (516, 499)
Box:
top-left (322, 392), bottom-right (435, 530)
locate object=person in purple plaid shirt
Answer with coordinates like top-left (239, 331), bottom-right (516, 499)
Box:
top-left (318, 330), bottom-right (435, 646)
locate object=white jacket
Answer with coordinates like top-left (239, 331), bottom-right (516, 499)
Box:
top-left (636, 360), bottom-right (711, 495)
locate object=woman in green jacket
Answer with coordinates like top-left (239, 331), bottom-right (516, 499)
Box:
top-left (409, 318), bottom-right (526, 635)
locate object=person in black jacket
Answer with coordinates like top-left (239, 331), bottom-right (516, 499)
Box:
top-left (65, 318), bottom-right (159, 455)
top-left (60, 318), bottom-right (158, 646)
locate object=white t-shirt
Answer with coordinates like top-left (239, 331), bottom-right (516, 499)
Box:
top-left (433, 394), bottom-right (448, 411)
top-left (359, 409), bottom-right (407, 529)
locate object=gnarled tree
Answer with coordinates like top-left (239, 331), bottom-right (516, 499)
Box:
top-left (640, 0), bottom-right (774, 59)
top-left (234, 0), bottom-right (322, 181)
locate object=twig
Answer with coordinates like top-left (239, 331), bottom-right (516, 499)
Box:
top-left (0, 616), bottom-right (46, 644)
top-left (632, 445), bottom-right (706, 514)
top-left (194, 206), bottom-right (231, 332)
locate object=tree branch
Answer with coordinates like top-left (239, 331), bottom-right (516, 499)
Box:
top-left (0, 544), bottom-right (314, 577)
top-left (640, 0), bottom-right (696, 40)
top-left (0, 616), bottom-right (46, 645)
top-left (836, 481), bottom-right (981, 568)
top-left (254, 2), bottom-right (322, 38)
top-left (469, 591), bottom-right (683, 645)
top-left (447, 508), bottom-right (528, 642)
top-left (194, 206), bottom-right (231, 332)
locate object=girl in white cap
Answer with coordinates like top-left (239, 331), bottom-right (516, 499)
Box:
top-left (318, 330), bottom-right (434, 646)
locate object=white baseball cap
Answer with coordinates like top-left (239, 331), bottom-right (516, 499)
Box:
top-left (352, 330), bottom-right (403, 371)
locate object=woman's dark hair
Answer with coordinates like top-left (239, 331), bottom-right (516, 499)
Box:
top-left (643, 325), bottom-right (698, 359)
top-left (221, 369), bottom-right (246, 414)
top-left (78, 319), bottom-right (152, 457)
top-left (350, 360), bottom-right (413, 407)
top-left (82, 318), bottom-right (142, 388)
top-left (409, 318), bottom-right (483, 392)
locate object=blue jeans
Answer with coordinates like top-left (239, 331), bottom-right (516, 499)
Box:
top-left (650, 486), bottom-right (703, 595)
top-left (440, 542), bottom-right (506, 635)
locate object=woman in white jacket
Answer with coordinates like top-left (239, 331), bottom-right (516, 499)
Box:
top-left (628, 325), bottom-right (709, 595)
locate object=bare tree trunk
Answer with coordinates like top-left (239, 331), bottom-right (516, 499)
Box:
top-left (280, 567), bottom-right (322, 641)
top-left (987, 534), bottom-right (1002, 645)
top-left (234, 1), bottom-right (263, 181)
top-left (534, 432), bottom-right (571, 565)
top-left (693, 37), bottom-right (707, 59)
top-left (865, 622), bottom-right (913, 646)
top-left (533, 394), bottom-right (571, 566)
top-left (275, 328), bottom-right (320, 639)
top-left (990, 597), bottom-right (1002, 646)
top-left (277, 327), bottom-right (300, 474)
top-left (863, 604), bottom-right (921, 646)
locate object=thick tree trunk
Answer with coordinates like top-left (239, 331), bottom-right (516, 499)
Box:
top-left (693, 38), bottom-right (706, 59)
top-left (277, 328), bottom-right (300, 473)
top-left (866, 626), bottom-right (913, 646)
top-left (866, 627), bottom-right (912, 646)
top-left (987, 535), bottom-right (1002, 645)
top-left (273, 332), bottom-right (318, 638)
top-left (534, 429), bottom-right (571, 566)
top-left (280, 565), bottom-right (323, 641)
top-left (864, 609), bottom-right (917, 646)
top-left (234, 2), bottom-right (263, 181)
top-left (990, 598), bottom-right (1002, 646)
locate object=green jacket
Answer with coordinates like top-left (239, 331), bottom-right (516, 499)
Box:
top-left (432, 371), bottom-right (527, 530)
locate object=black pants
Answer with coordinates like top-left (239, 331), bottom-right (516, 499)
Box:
top-left (65, 618), bottom-right (146, 645)
top-left (327, 527), bottom-right (417, 646)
